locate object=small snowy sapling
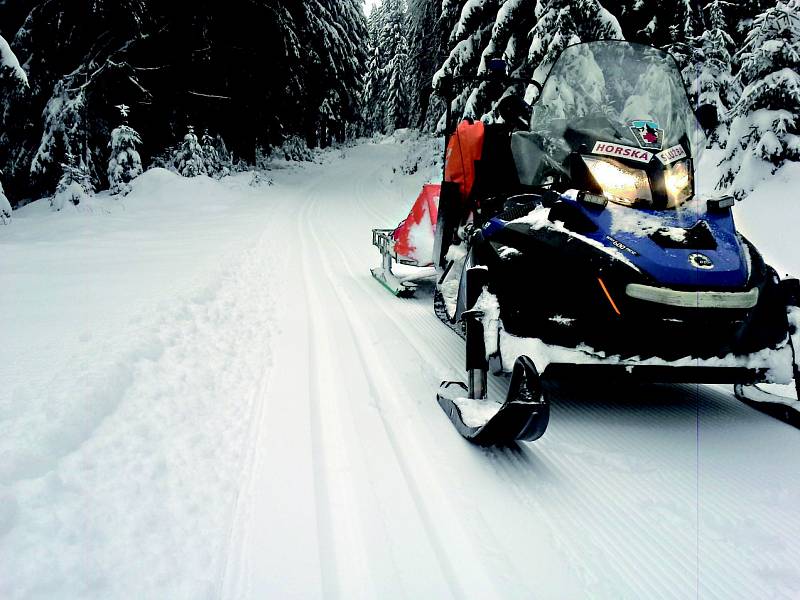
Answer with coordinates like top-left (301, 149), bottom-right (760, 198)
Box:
top-left (0, 176), bottom-right (11, 225)
top-left (108, 104), bottom-right (143, 196)
top-left (173, 125), bottom-right (208, 177)
top-left (52, 154), bottom-right (93, 211)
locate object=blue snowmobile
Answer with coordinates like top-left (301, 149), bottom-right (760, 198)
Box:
top-left (374, 41), bottom-right (800, 445)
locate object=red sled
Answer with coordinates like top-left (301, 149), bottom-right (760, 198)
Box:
top-left (371, 183), bottom-right (440, 296)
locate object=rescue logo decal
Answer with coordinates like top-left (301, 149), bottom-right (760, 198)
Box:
top-left (591, 141), bottom-right (653, 164)
top-left (630, 120), bottom-right (664, 150)
top-left (656, 144), bottom-right (687, 165)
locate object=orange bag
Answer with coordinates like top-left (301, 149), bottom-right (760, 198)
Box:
top-left (444, 120), bottom-right (485, 204)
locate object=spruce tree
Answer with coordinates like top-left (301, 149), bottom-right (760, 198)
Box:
top-left (718, 1), bottom-right (800, 197)
top-left (434, 0), bottom-right (500, 124)
top-left (383, 0), bottom-right (411, 132)
top-left (108, 104), bottom-right (143, 195)
top-left (407, 0), bottom-right (443, 128)
top-left (362, 4), bottom-right (387, 133)
top-left (0, 33), bottom-right (27, 87)
top-left (0, 176), bottom-right (11, 225)
top-left (173, 125), bottom-right (207, 178)
top-left (52, 152), bottom-right (92, 211)
top-left (682, 1), bottom-right (738, 144)
top-left (527, 0), bottom-right (624, 86)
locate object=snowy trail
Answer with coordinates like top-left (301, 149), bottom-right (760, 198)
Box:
top-left (2, 140), bottom-right (799, 599)
top-left (224, 142), bottom-right (800, 599)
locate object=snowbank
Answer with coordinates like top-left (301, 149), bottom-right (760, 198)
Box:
top-left (0, 166), bottom-right (283, 599)
top-left (732, 161), bottom-right (800, 279)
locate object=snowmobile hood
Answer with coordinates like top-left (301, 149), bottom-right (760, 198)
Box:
top-left (568, 194), bottom-right (749, 289)
top-left (485, 192), bottom-right (749, 289)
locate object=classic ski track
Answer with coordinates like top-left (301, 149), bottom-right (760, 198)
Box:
top-left (297, 187), bottom-right (360, 599)
top-left (305, 158), bottom-right (591, 596)
top-left (301, 184), bottom-right (475, 599)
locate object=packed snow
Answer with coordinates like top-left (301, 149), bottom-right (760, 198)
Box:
top-left (1, 136), bottom-right (800, 599)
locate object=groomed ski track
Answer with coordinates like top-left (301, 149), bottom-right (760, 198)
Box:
top-left (221, 141), bottom-right (800, 600)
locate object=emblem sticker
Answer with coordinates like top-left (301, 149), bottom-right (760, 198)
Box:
top-left (689, 253), bottom-right (714, 270)
top-left (630, 120), bottom-right (664, 151)
top-left (591, 141), bottom-right (653, 164)
top-left (656, 144), bottom-right (687, 165)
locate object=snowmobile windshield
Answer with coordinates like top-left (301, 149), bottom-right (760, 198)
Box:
top-left (515, 41), bottom-right (706, 209)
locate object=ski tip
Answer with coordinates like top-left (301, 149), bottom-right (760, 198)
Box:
top-left (370, 268), bottom-right (416, 298)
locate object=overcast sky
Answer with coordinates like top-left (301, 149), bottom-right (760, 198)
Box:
top-left (364, 0), bottom-right (379, 14)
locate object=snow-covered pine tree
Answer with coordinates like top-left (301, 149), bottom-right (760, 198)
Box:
top-left (407, 0), bottom-right (443, 128)
top-left (361, 0), bottom-right (412, 135)
top-left (200, 129), bottom-right (223, 179)
top-left (472, 0), bottom-right (537, 121)
top-left (30, 78), bottom-right (96, 196)
top-left (717, 0), bottom-right (800, 197)
top-left (527, 0), bottom-right (624, 89)
top-left (433, 0), bottom-right (501, 126)
top-left (173, 125), bottom-right (207, 177)
top-left (383, 0), bottom-right (411, 132)
top-left (52, 152), bottom-right (93, 211)
top-left (682, 1), bottom-right (738, 145)
top-left (201, 129), bottom-right (230, 178)
top-left (0, 33), bottom-right (27, 87)
top-left (299, 0), bottom-right (368, 145)
top-left (0, 176), bottom-right (11, 225)
top-left (108, 104), bottom-right (143, 195)
top-left (363, 4), bottom-right (386, 134)
top-left (629, 0), bottom-right (701, 50)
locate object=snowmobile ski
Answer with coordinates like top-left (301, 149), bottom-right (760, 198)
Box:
top-left (436, 356), bottom-right (550, 446)
top-left (734, 384), bottom-right (800, 429)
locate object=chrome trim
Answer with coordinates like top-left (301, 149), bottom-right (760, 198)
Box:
top-left (625, 283), bottom-right (759, 309)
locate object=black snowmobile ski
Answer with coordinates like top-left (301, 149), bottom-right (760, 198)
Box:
top-left (435, 266), bottom-right (549, 445)
top-left (734, 384), bottom-right (800, 428)
top-left (734, 280), bottom-right (800, 428)
top-left (437, 356), bottom-right (550, 446)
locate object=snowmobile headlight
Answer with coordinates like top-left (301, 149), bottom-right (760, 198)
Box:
top-left (665, 160), bottom-right (693, 208)
top-left (581, 156), bottom-right (652, 207)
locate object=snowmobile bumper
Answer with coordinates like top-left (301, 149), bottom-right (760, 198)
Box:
top-left (540, 363), bottom-right (772, 385)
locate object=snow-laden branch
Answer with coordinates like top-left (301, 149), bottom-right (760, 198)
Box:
top-left (0, 33), bottom-right (28, 86)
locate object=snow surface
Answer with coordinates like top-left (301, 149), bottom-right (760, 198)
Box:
top-left (2, 140), bottom-right (800, 599)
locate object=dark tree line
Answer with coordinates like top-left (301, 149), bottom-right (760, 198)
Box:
top-left (0, 1), bottom-right (367, 202)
